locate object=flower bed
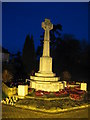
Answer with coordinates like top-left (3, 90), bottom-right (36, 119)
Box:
top-left (28, 85), bottom-right (86, 100)
top-left (35, 90), bottom-right (44, 96)
top-left (75, 90), bottom-right (86, 95)
top-left (69, 94), bottom-right (83, 101)
top-left (54, 90), bottom-right (68, 97)
top-left (43, 91), bottom-right (50, 95)
top-left (33, 89), bottom-right (69, 98)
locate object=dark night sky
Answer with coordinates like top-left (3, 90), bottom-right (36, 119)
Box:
top-left (2, 2), bottom-right (88, 54)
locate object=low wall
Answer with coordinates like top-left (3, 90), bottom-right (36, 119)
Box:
top-left (2, 82), bottom-right (17, 97)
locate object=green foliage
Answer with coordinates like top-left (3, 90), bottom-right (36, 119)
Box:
top-left (22, 34), bottom-right (36, 74)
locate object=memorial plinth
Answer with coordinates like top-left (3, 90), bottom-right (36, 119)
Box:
top-left (30, 19), bottom-right (63, 92)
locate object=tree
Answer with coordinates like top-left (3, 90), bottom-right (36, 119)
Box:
top-left (22, 34), bottom-right (36, 75)
top-left (57, 34), bottom-right (81, 65)
top-left (2, 69), bottom-right (13, 83)
top-left (61, 71), bottom-right (71, 81)
top-left (53, 33), bottom-right (82, 76)
top-left (13, 51), bottom-right (26, 80)
top-left (80, 39), bottom-right (88, 66)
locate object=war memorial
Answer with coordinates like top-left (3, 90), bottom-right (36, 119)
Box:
top-left (2, 19), bottom-right (88, 116)
top-left (30, 19), bottom-right (64, 92)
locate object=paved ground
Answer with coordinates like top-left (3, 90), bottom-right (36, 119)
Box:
top-left (2, 104), bottom-right (89, 119)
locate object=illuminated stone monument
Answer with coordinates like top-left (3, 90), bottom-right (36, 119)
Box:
top-left (30, 19), bottom-right (63, 92)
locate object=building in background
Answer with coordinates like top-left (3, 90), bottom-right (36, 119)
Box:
top-left (2, 47), bottom-right (10, 63)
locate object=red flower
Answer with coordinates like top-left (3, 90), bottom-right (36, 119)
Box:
top-left (70, 93), bottom-right (83, 101)
top-left (35, 90), bottom-right (44, 96)
top-left (54, 92), bottom-right (61, 96)
top-left (76, 90), bottom-right (85, 94)
top-left (43, 91), bottom-right (50, 95)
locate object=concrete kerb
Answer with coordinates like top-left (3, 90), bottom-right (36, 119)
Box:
top-left (25, 95), bottom-right (70, 101)
top-left (15, 104), bottom-right (89, 113)
top-left (14, 94), bottom-right (70, 100)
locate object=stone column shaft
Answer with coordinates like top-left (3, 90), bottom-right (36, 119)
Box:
top-left (43, 28), bottom-right (50, 57)
top-left (38, 19), bottom-right (54, 74)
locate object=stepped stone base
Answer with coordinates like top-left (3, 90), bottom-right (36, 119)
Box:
top-left (30, 75), bottom-right (59, 82)
top-left (30, 79), bottom-right (64, 92)
top-left (30, 74), bottom-right (63, 92)
top-left (35, 72), bottom-right (56, 77)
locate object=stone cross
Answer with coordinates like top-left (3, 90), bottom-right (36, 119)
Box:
top-left (42, 19), bottom-right (53, 57)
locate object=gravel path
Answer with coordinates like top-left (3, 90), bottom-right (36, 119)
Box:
top-left (2, 104), bottom-right (88, 118)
